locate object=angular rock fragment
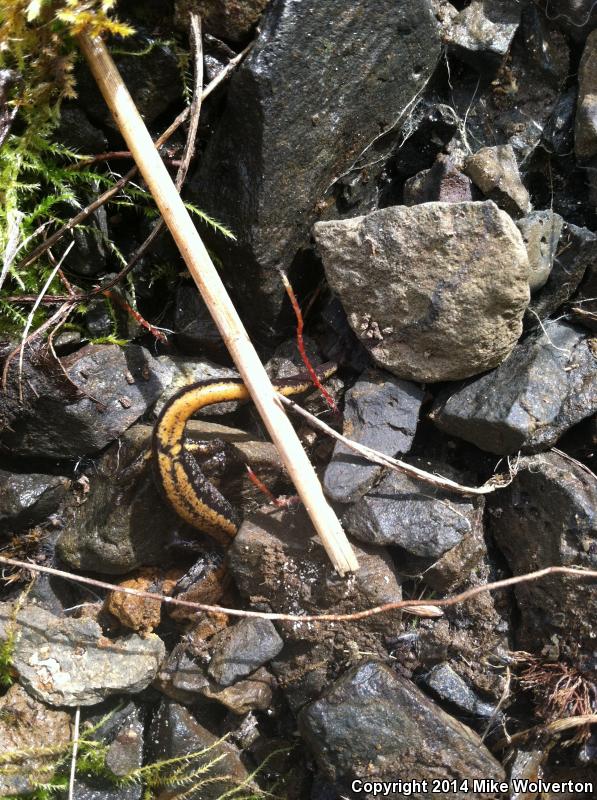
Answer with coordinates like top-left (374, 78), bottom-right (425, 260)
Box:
top-left (576, 30), bottom-right (597, 159)
top-left (342, 466), bottom-right (484, 559)
top-left (173, 284), bottom-right (226, 359)
top-left (0, 602), bottom-right (165, 706)
top-left (0, 344), bottom-right (163, 459)
top-left (423, 663), bottom-right (497, 719)
top-left (0, 469), bottom-right (68, 530)
top-left (431, 321), bottom-right (597, 455)
top-left (516, 210), bottom-right (563, 292)
top-left (181, 0), bottom-right (269, 41)
top-left (403, 155), bottom-right (473, 205)
top-left (314, 201), bottom-right (529, 382)
top-left (208, 618), bottom-right (283, 686)
top-left (323, 369), bottom-right (423, 504)
top-left (464, 145), bottom-right (531, 217)
top-left (298, 661), bottom-right (505, 798)
top-left (441, 0), bottom-right (521, 66)
top-left (191, 0), bottom-right (440, 334)
top-left (527, 222), bottom-right (597, 324)
top-left (488, 451), bottom-right (597, 653)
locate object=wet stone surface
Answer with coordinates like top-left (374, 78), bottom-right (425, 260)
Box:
top-left (323, 368), bottom-right (423, 504)
top-left (431, 322), bottom-right (597, 455)
top-left (298, 661), bottom-right (506, 799)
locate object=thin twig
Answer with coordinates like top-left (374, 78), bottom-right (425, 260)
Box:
top-left (68, 706), bottom-right (80, 800)
top-left (277, 394), bottom-right (500, 496)
top-left (493, 714), bottom-right (597, 750)
top-left (0, 555), bottom-right (595, 624)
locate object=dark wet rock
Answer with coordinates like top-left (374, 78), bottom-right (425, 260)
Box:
top-left (53, 329), bottom-right (83, 354)
top-left (431, 321), bottom-right (597, 455)
top-left (441, 0), bottom-right (521, 67)
top-left (527, 222), bottom-right (597, 324)
top-left (323, 369), bottom-right (423, 504)
top-left (62, 206), bottom-right (110, 278)
top-left (314, 201), bottom-right (529, 382)
top-left (53, 103), bottom-right (107, 154)
top-left (167, 549), bottom-right (228, 622)
top-left (57, 425), bottom-right (179, 574)
top-left (148, 701), bottom-right (251, 800)
top-left (319, 296), bottom-right (371, 373)
top-left (516, 211), bottom-right (563, 293)
top-left (488, 451), bottom-right (597, 653)
top-left (298, 661), bottom-right (505, 799)
top-left (77, 38), bottom-right (181, 129)
top-left (422, 663), bottom-right (496, 719)
top-left (0, 469), bottom-right (68, 530)
top-left (0, 601), bottom-right (165, 706)
top-left (182, 0), bottom-right (269, 41)
top-left (577, 30), bottom-right (597, 160)
top-left (104, 704), bottom-right (145, 778)
top-left (229, 506), bottom-right (402, 708)
top-left (0, 344), bottom-right (164, 459)
top-left (155, 355), bottom-right (239, 416)
top-left (403, 155), bottom-right (473, 205)
top-left (173, 284), bottom-right (226, 359)
top-left (155, 645), bottom-right (211, 703)
top-left (542, 87), bottom-right (577, 156)
top-left (191, 0), bottom-right (440, 337)
top-left (464, 145), bottom-right (531, 218)
top-left (0, 683), bottom-right (72, 796)
top-left (69, 783), bottom-right (141, 800)
top-left (85, 298), bottom-right (113, 337)
top-left (209, 618), bottom-right (283, 686)
top-left (202, 667), bottom-right (274, 714)
top-left (342, 464), bottom-right (484, 559)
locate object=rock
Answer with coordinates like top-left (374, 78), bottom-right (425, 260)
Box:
top-left (148, 701), bottom-right (252, 800)
top-left (403, 155), bottom-right (473, 205)
top-left (0, 683), bottom-right (72, 796)
top-left (201, 669), bottom-right (274, 714)
top-left (154, 355), bottom-right (239, 416)
top-left (342, 464), bottom-right (484, 559)
top-left (423, 663), bottom-right (496, 719)
top-left (516, 211), bottom-right (563, 292)
top-left (104, 706), bottom-right (145, 778)
top-left (442, 0), bottom-right (521, 67)
top-left (77, 37), bottom-right (181, 129)
top-left (0, 469), bottom-right (68, 530)
top-left (323, 369), bottom-right (423, 504)
top-left (488, 451), bottom-right (597, 653)
top-left (173, 284), bottom-right (226, 359)
top-left (298, 661), bottom-right (506, 798)
top-left (527, 222), bottom-right (597, 323)
top-left (464, 145), bottom-right (531, 217)
top-left (167, 549), bottom-right (228, 622)
top-left (155, 644), bottom-right (211, 703)
top-left (0, 602), bottom-right (165, 706)
top-left (314, 201), bottom-right (530, 382)
top-left (180, 0), bottom-right (269, 41)
top-left (0, 344), bottom-right (164, 459)
top-left (84, 298), bottom-right (113, 337)
top-left (57, 425), bottom-right (180, 574)
top-left (577, 31), bottom-right (597, 159)
top-left (542, 87), bottom-right (577, 155)
top-left (190, 0), bottom-right (440, 337)
top-left (431, 321), bottom-right (597, 455)
top-left (104, 567), bottom-right (184, 632)
top-left (62, 208), bottom-right (110, 278)
top-left (208, 618), bottom-right (283, 686)
top-left (53, 103), bottom-right (107, 154)
top-left (228, 506), bottom-right (402, 708)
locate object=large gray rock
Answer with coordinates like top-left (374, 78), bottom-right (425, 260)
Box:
top-left (431, 321), bottom-right (597, 455)
top-left (488, 452), bottom-right (597, 653)
top-left (576, 30), bottom-right (597, 159)
top-left (314, 201), bottom-right (530, 382)
top-left (323, 369), bottom-right (423, 504)
top-left (191, 0), bottom-right (440, 337)
top-left (208, 618), bottom-right (283, 686)
top-left (0, 602), bottom-right (165, 706)
top-left (298, 661), bottom-right (506, 799)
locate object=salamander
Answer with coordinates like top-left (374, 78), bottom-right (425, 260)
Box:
top-left (152, 363), bottom-right (336, 546)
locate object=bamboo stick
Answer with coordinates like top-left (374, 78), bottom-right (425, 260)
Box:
top-left (77, 32), bottom-right (358, 575)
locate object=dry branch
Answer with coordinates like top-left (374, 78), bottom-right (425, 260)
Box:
top-left (76, 32), bottom-right (357, 575)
